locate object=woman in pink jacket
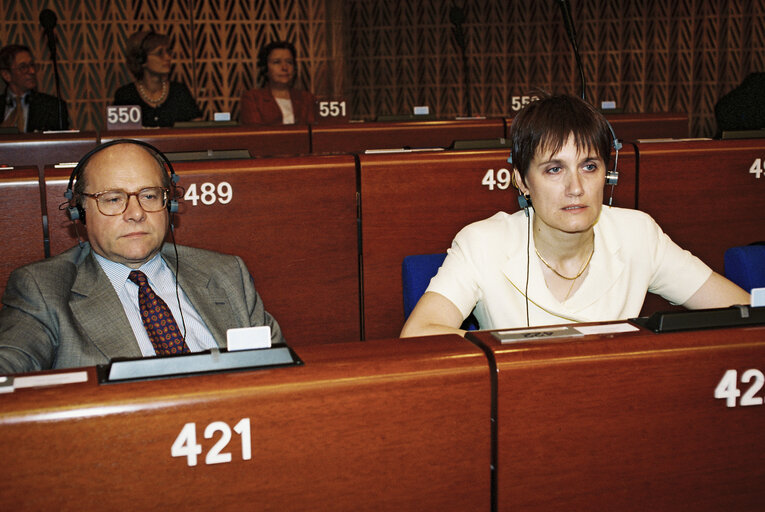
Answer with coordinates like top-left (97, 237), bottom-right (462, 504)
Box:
top-left (240, 40), bottom-right (316, 125)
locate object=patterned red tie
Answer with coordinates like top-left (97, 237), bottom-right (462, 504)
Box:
top-left (128, 270), bottom-right (189, 356)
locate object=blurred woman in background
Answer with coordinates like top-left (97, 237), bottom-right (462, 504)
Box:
top-left (114, 30), bottom-right (202, 127)
top-left (240, 40), bottom-right (316, 125)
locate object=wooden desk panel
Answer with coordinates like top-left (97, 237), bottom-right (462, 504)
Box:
top-left (170, 157), bottom-right (359, 345)
top-left (312, 118), bottom-right (506, 154)
top-left (470, 324), bottom-right (765, 511)
top-left (359, 146), bottom-right (637, 341)
top-left (636, 139), bottom-right (765, 315)
top-left (0, 168), bottom-right (45, 299)
top-left (0, 131), bottom-right (98, 169)
top-left (0, 335), bottom-right (491, 511)
top-left (504, 113), bottom-right (689, 142)
top-left (636, 139), bottom-right (765, 275)
top-left (100, 125), bottom-right (311, 157)
top-left (606, 112), bottom-right (689, 141)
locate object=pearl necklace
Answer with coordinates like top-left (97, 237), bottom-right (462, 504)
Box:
top-left (136, 80), bottom-right (169, 107)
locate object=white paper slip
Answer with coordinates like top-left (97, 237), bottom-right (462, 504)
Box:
top-left (752, 288), bottom-right (765, 307)
top-left (575, 323), bottom-right (640, 335)
top-left (227, 326), bottom-right (272, 351)
top-left (0, 371), bottom-right (89, 393)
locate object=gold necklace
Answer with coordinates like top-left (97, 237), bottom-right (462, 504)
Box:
top-left (136, 80), bottom-right (169, 107)
top-left (535, 243), bottom-right (594, 280)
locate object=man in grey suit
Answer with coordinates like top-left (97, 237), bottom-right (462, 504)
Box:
top-left (0, 141), bottom-right (284, 374)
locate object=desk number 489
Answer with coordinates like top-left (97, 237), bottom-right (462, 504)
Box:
top-left (714, 369), bottom-right (764, 407)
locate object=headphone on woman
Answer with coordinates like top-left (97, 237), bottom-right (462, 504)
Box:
top-left (64, 139), bottom-right (179, 225)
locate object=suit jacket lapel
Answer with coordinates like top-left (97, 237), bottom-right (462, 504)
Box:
top-left (162, 246), bottom-right (232, 348)
top-left (69, 251), bottom-right (143, 360)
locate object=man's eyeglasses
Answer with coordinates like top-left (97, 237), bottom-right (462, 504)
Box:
top-left (80, 187), bottom-right (169, 216)
top-left (11, 62), bottom-right (36, 73)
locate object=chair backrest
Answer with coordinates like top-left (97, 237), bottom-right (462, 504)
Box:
top-left (402, 253), bottom-right (448, 320)
top-left (724, 244), bottom-right (765, 292)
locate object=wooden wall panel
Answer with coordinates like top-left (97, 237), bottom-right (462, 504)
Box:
top-left (0, 0), bottom-right (337, 131)
top-left (2, 1), bottom-right (765, 137)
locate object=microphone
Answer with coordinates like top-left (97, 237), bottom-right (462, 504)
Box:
top-left (555, 0), bottom-right (587, 101)
top-left (449, 6), bottom-right (466, 49)
top-left (39, 9), bottom-right (58, 58)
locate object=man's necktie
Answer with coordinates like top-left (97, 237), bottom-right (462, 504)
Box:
top-left (2, 97), bottom-right (25, 133)
top-left (128, 270), bottom-right (189, 356)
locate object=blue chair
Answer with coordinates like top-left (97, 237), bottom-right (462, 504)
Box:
top-left (401, 253), bottom-right (478, 329)
top-left (724, 244), bottom-right (765, 292)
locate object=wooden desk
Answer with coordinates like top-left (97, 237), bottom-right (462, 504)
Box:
top-left (358, 146), bottom-right (637, 341)
top-left (169, 156), bottom-right (361, 345)
top-left (0, 167), bottom-right (46, 298)
top-left (635, 139), bottom-right (765, 314)
top-left (606, 112), bottom-right (689, 141)
top-left (0, 131), bottom-right (98, 169)
top-left (312, 118), bottom-right (506, 154)
top-left (0, 335), bottom-right (491, 511)
top-left (469, 323), bottom-right (765, 511)
top-left (100, 125), bottom-right (311, 158)
top-left (504, 113), bottom-right (689, 142)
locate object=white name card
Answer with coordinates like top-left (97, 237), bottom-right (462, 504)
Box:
top-left (227, 326), bottom-right (271, 351)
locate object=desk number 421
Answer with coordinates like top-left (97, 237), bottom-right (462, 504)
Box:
top-left (714, 369), bottom-right (764, 407)
top-left (172, 418), bottom-right (252, 466)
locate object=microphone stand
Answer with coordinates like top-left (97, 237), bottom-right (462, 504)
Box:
top-left (450, 5), bottom-right (472, 117)
top-left (41, 11), bottom-right (65, 130)
top-left (557, 0), bottom-right (586, 101)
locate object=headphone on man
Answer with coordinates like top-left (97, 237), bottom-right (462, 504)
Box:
top-left (507, 119), bottom-right (622, 213)
top-left (65, 139), bottom-right (179, 225)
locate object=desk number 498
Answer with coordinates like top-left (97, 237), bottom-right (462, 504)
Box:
top-left (714, 369), bottom-right (764, 407)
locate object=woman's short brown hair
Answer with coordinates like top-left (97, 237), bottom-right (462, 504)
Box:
top-left (124, 31), bottom-right (171, 80)
top-left (510, 93), bottom-right (613, 184)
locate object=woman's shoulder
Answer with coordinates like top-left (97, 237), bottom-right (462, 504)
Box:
top-left (599, 206), bottom-right (658, 228)
top-left (597, 207), bottom-right (665, 245)
top-left (292, 88), bottom-right (316, 101)
top-left (113, 82), bottom-right (138, 101)
top-left (169, 81), bottom-right (191, 92)
top-left (456, 211), bottom-right (524, 242)
top-left (242, 87), bottom-right (271, 99)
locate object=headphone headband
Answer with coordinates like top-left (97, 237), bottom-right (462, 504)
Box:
top-left (65, 139), bottom-right (179, 224)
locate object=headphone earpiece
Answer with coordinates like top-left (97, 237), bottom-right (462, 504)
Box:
top-left (605, 120), bottom-right (621, 204)
top-left (518, 193), bottom-right (531, 211)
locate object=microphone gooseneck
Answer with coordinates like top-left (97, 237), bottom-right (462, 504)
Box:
top-left (556, 0), bottom-right (586, 101)
top-left (450, 4), bottom-right (472, 117)
top-left (39, 9), bottom-right (65, 130)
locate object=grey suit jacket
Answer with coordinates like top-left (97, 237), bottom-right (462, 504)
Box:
top-left (0, 243), bottom-right (284, 374)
